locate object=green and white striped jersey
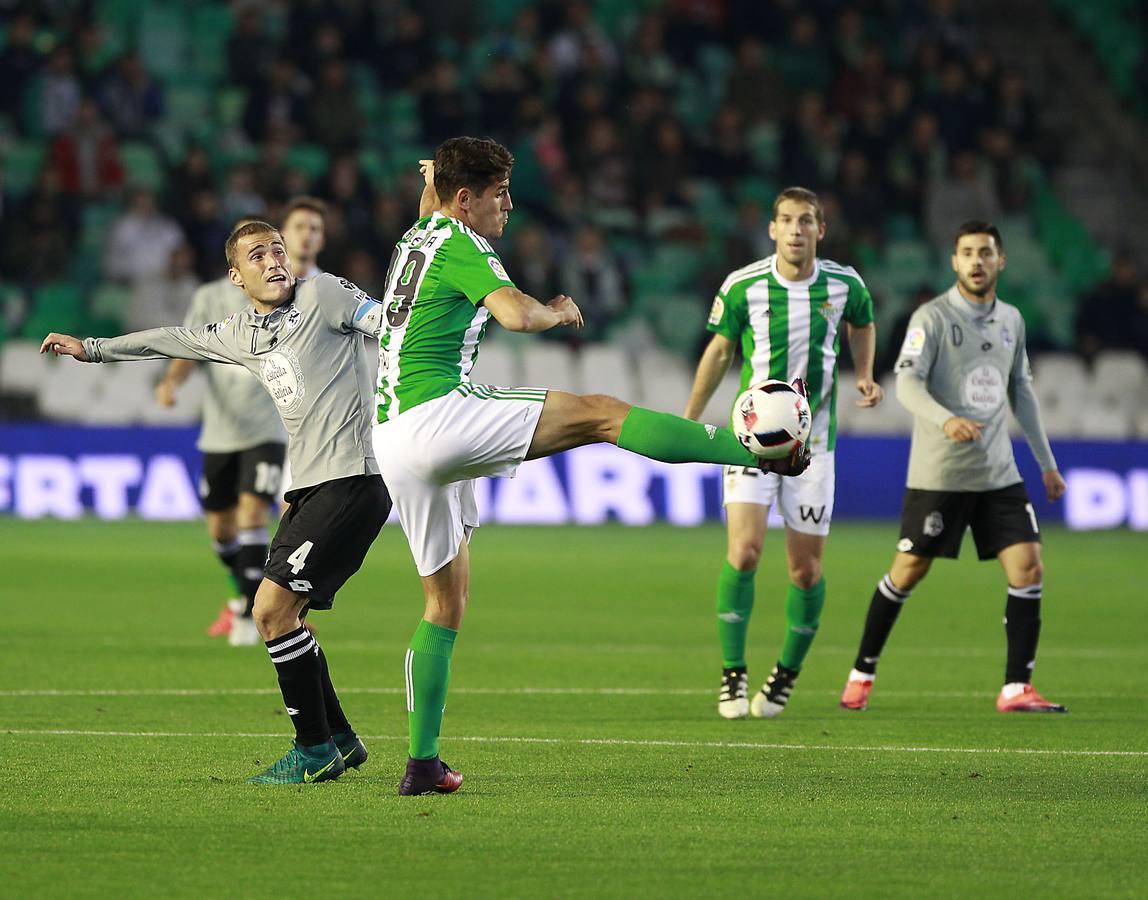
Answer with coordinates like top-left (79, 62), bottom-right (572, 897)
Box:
top-left (377, 212), bottom-right (516, 421)
top-left (707, 255), bottom-right (874, 452)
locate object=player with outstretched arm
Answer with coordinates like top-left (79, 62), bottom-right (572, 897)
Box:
top-left (43, 221), bottom-right (391, 783)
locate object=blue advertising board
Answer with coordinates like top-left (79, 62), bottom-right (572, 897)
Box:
top-left (0, 424), bottom-right (1144, 529)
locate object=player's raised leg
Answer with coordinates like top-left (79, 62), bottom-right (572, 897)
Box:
top-left (995, 541), bottom-right (1066, 713)
top-left (526, 391), bottom-right (807, 473)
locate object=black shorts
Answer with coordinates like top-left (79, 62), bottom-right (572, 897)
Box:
top-left (199, 442), bottom-right (287, 511)
top-left (264, 474), bottom-right (391, 610)
top-left (897, 482), bottom-right (1040, 561)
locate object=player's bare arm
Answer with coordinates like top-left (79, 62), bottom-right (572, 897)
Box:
top-left (683, 333), bottom-right (735, 420)
top-left (845, 322), bottom-right (883, 407)
top-left (40, 332), bottom-right (89, 361)
top-left (483, 285), bottom-right (583, 333)
top-left (156, 358), bottom-right (197, 407)
top-left (418, 159), bottom-right (440, 217)
top-left (1042, 469), bottom-right (1066, 502)
top-left (943, 416), bottom-right (984, 442)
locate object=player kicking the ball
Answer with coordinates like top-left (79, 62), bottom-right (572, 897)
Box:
top-left (43, 221), bottom-right (391, 783)
top-left (684, 187), bottom-right (882, 720)
top-left (839, 221), bottom-right (1067, 714)
top-left (375, 139), bottom-right (810, 795)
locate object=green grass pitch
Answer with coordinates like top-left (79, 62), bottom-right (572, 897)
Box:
top-left (1, 519), bottom-right (1145, 898)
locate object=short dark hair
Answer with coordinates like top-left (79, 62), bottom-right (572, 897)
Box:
top-left (954, 220), bottom-right (1003, 252)
top-left (772, 186), bottom-right (824, 223)
top-left (226, 220), bottom-right (282, 268)
top-left (282, 195), bottom-right (328, 224)
top-left (434, 137), bottom-right (515, 204)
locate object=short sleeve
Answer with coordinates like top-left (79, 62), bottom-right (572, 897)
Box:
top-left (844, 278), bottom-right (875, 326)
top-left (894, 306), bottom-right (938, 378)
top-left (706, 282), bottom-right (747, 341)
top-left (443, 232), bottom-right (516, 305)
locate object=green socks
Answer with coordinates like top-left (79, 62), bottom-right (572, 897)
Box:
top-left (779, 578), bottom-right (826, 672)
top-left (406, 619), bottom-right (457, 760)
top-left (617, 407), bottom-right (757, 466)
top-left (716, 562), bottom-right (755, 668)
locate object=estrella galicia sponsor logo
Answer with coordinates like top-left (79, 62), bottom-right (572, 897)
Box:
top-left (260, 349), bottom-right (305, 413)
top-left (923, 511), bottom-right (944, 537)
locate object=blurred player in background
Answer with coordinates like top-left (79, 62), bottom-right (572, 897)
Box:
top-left (840, 221), bottom-right (1067, 714)
top-left (375, 140), bottom-right (809, 795)
top-left (158, 198), bottom-right (328, 645)
top-left (44, 221), bottom-right (390, 783)
top-left (684, 187), bottom-right (883, 720)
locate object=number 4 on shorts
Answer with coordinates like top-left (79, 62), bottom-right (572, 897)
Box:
top-left (287, 540), bottom-right (314, 574)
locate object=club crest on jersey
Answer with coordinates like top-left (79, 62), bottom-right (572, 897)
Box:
top-left (1001, 326), bottom-right (1014, 348)
top-left (284, 306), bottom-right (303, 332)
top-left (708, 297), bottom-right (724, 326)
top-left (260, 349), bottom-right (305, 413)
top-left (923, 512), bottom-right (944, 537)
top-left (488, 256), bottom-right (510, 281)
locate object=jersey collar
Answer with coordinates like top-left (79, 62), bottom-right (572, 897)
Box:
top-left (769, 255), bottom-right (821, 289)
top-left (946, 284), bottom-right (998, 322)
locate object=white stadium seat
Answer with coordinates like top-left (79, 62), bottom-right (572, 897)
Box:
top-left (0, 340), bottom-right (52, 395)
top-left (635, 347), bottom-right (694, 413)
top-left (521, 342), bottom-right (581, 394)
top-left (468, 339), bottom-right (520, 387)
top-left (577, 343), bottom-right (636, 398)
top-left (1031, 353), bottom-right (1089, 438)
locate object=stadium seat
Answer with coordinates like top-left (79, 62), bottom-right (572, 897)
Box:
top-left (139, 4), bottom-right (188, 78)
top-left (37, 360), bottom-right (97, 422)
top-left (120, 142), bottom-right (166, 191)
top-left (577, 343), bottom-right (637, 398)
top-left (521, 342), bottom-right (580, 394)
top-left (845, 373), bottom-right (913, 435)
top-left (2, 140), bottom-right (46, 196)
top-left (1030, 353), bottom-right (1089, 437)
top-left (0, 340), bottom-right (52, 395)
top-left (469, 339), bottom-right (520, 386)
top-left (286, 144), bottom-right (329, 179)
top-left (635, 346), bottom-right (694, 413)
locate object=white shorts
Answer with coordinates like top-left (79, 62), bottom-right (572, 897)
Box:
top-left (373, 384), bottom-right (547, 576)
top-left (722, 450), bottom-right (836, 536)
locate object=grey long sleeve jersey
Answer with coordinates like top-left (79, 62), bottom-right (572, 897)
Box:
top-left (83, 274), bottom-right (385, 496)
top-left (894, 286), bottom-right (1056, 492)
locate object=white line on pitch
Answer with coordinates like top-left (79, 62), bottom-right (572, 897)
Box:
top-left (0, 687), bottom-right (1129, 699)
top-left (2, 728), bottom-right (1145, 758)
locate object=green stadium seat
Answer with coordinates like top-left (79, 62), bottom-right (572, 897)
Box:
top-left (138, 4), bottom-right (188, 78)
top-left (90, 284), bottom-right (131, 322)
top-left (190, 5), bottom-right (232, 80)
top-left (3, 140), bottom-right (45, 196)
top-left (120, 142), bottom-right (166, 191)
top-left (215, 87), bottom-right (247, 131)
top-left (285, 144), bottom-right (329, 179)
top-left (24, 283), bottom-right (85, 338)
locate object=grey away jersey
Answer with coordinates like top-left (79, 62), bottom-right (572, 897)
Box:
top-left (84, 274), bottom-right (385, 495)
top-left (184, 278), bottom-right (285, 453)
top-left (895, 286), bottom-right (1056, 492)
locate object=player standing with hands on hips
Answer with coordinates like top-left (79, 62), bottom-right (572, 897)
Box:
top-left (684, 187), bottom-right (883, 720)
top-left (840, 221), bottom-right (1068, 714)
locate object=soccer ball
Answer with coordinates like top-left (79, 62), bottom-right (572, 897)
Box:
top-left (731, 380), bottom-right (812, 460)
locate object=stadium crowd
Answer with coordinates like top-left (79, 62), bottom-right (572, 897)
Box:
top-left (1, 0), bottom-right (1145, 364)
